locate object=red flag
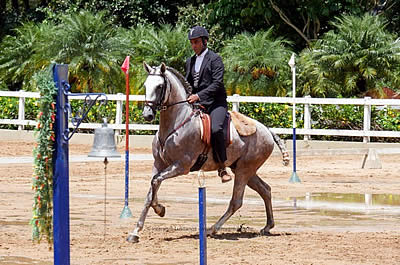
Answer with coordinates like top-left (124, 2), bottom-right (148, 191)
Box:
top-left (121, 56), bottom-right (130, 74)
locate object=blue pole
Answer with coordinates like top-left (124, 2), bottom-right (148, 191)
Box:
top-left (293, 127), bottom-right (297, 173)
top-left (199, 187), bottom-right (207, 265)
top-left (53, 64), bottom-right (70, 265)
top-left (125, 150), bottom-right (129, 207)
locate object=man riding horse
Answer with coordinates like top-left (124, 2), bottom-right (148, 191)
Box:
top-left (185, 26), bottom-right (233, 183)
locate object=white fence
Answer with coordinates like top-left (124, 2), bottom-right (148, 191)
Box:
top-left (1, 90), bottom-right (400, 143)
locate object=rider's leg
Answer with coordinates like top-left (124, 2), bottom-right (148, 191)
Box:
top-left (210, 105), bottom-right (233, 183)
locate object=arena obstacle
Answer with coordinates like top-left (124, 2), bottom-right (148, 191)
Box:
top-left (53, 64), bottom-right (108, 264)
top-left (198, 170), bottom-right (207, 265)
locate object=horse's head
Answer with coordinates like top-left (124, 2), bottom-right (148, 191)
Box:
top-left (142, 62), bottom-right (168, 122)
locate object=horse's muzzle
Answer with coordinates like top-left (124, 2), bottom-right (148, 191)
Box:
top-left (142, 105), bottom-right (155, 121)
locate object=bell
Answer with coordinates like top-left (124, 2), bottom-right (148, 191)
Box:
top-left (88, 119), bottom-right (121, 158)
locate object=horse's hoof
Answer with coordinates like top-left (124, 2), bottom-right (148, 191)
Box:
top-left (260, 225), bottom-right (274, 236)
top-left (206, 226), bottom-right (217, 236)
top-left (260, 229), bottom-right (271, 236)
top-left (158, 205), bottom-right (166, 217)
top-left (127, 234), bottom-right (139, 243)
top-left (154, 205), bottom-right (166, 217)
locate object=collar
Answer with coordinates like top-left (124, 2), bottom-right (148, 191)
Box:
top-left (196, 48), bottom-right (208, 58)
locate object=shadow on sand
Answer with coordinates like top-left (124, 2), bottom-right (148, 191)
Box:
top-left (164, 231), bottom-right (291, 242)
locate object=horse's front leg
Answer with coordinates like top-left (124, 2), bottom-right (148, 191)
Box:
top-left (127, 161), bottom-right (186, 243)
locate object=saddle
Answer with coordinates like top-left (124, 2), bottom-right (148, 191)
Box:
top-left (190, 110), bottom-right (257, 172)
top-left (199, 111), bottom-right (257, 145)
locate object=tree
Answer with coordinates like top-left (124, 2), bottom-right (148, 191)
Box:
top-left (0, 22), bottom-right (57, 90)
top-left (298, 14), bottom-right (400, 98)
top-left (125, 24), bottom-right (193, 94)
top-left (206, 0), bottom-right (399, 51)
top-left (49, 11), bottom-right (128, 93)
top-left (221, 28), bottom-right (292, 96)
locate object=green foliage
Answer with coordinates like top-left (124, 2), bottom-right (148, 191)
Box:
top-left (39, 0), bottom-right (180, 27)
top-left (177, 4), bottom-right (225, 52)
top-left (50, 11), bottom-right (128, 93)
top-left (238, 103), bottom-right (295, 129)
top-left (0, 22), bottom-right (57, 90)
top-left (374, 107), bottom-right (400, 131)
top-left (311, 104), bottom-right (364, 131)
top-left (0, 96), bottom-right (18, 129)
top-left (221, 29), bottom-right (292, 96)
top-left (31, 67), bottom-right (57, 244)
top-left (126, 24), bottom-right (193, 94)
top-left (298, 14), bottom-right (400, 98)
top-left (207, 0), bottom-right (270, 37)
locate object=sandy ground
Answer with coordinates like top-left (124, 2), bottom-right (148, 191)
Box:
top-left (1, 140), bottom-right (400, 265)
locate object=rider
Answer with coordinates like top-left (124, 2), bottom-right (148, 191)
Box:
top-left (185, 26), bottom-right (233, 183)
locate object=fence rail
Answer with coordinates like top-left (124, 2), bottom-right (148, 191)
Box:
top-left (1, 91), bottom-right (400, 143)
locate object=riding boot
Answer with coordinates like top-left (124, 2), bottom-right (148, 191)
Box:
top-left (218, 164), bottom-right (233, 183)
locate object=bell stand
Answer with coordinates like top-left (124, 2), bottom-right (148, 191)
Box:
top-left (88, 119), bottom-right (121, 239)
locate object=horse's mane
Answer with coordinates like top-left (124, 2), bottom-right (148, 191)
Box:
top-left (166, 66), bottom-right (192, 95)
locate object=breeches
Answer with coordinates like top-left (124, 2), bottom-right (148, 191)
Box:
top-left (209, 104), bottom-right (228, 164)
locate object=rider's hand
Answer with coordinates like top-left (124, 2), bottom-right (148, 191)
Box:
top-left (187, 94), bottom-right (200, 104)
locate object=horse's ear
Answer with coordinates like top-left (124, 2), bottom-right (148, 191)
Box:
top-left (143, 62), bottom-right (152, 73)
top-left (161, 63), bottom-right (166, 73)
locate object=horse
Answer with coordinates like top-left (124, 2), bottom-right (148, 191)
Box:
top-left (127, 62), bottom-right (290, 243)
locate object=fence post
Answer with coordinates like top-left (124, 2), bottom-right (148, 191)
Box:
top-left (303, 95), bottom-right (311, 141)
top-left (18, 90), bottom-right (25, 130)
top-left (232, 94), bottom-right (240, 112)
top-left (363, 97), bottom-right (371, 143)
top-left (115, 93), bottom-right (123, 136)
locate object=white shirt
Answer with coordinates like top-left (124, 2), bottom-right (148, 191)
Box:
top-left (195, 48), bottom-right (208, 72)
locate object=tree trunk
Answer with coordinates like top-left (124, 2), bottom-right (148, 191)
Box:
top-left (269, 0), bottom-right (311, 47)
top-left (23, 0), bottom-right (30, 12)
top-left (0, 0), bottom-right (6, 11)
top-left (12, 0), bottom-right (20, 14)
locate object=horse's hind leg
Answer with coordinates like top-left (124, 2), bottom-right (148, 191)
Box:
top-left (247, 174), bottom-right (274, 235)
top-left (208, 176), bottom-right (248, 235)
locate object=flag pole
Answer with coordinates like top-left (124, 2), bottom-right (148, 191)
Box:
top-left (120, 56), bottom-right (133, 218)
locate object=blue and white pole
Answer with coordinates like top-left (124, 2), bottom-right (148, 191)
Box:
top-left (198, 170), bottom-right (207, 265)
top-left (288, 54), bottom-right (301, 183)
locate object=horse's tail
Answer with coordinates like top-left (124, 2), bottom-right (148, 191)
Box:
top-left (269, 129), bottom-right (290, 166)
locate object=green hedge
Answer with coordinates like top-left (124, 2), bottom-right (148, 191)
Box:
top-left (1, 96), bottom-right (399, 141)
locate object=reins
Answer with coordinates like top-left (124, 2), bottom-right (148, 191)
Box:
top-left (158, 110), bottom-right (199, 150)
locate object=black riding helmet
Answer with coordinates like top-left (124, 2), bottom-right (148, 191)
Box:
top-left (188, 26), bottom-right (209, 40)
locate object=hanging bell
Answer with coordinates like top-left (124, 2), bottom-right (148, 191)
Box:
top-left (88, 119), bottom-right (121, 158)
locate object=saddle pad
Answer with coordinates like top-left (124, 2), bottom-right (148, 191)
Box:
top-left (229, 111), bottom-right (257, 136)
top-left (199, 112), bottom-right (233, 146)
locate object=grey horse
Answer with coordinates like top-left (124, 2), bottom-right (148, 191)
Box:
top-left (127, 62), bottom-right (289, 243)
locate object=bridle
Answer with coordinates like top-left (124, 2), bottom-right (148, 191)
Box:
top-left (144, 73), bottom-right (189, 111)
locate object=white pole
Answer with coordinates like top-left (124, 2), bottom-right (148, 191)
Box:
top-left (288, 53), bottom-right (300, 183)
top-left (292, 65), bottom-right (296, 129)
